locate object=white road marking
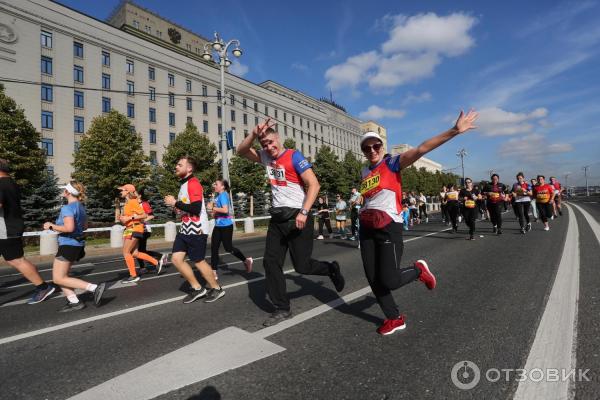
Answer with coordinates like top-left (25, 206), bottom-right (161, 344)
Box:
top-left (514, 204), bottom-right (580, 400)
top-left (570, 203), bottom-right (600, 245)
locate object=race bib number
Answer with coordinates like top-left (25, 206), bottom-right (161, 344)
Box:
top-left (537, 192), bottom-right (550, 203)
top-left (489, 192), bottom-right (500, 199)
top-left (267, 164), bottom-right (287, 186)
top-left (360, 173), bottom-right (381, 195)
top-left (465, 200), bottom-right (476, 208)
top-left (447, 192), bottom-right (458, 201)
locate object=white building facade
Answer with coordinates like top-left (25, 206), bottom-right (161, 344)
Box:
top-left (0, 0), bottom-right (363, 183)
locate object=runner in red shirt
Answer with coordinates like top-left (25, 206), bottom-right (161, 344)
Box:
top-left (533, 175), bottom-right (555, 231)
top-left (549, 176), bottom-right (563, 217)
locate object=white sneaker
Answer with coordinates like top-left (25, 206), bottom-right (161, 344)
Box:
top-left (244, 257), bottom-right (253, 273)
top-left (317, 235), bottom-right (324, 240)
top-left (458, 216), bottom-right (462, 223)
top-left (157, 253), bottom-right (168, 275)
top-left (544, 226), bottom-right (550, 231)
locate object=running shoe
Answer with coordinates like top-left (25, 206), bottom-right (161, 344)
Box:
top-left (316, 235), bottom-right (324, 240)
top-left (425, 217), bottom-right (429, 223)
top-left (526, 222), bottom-right (532, 232)
top-left (377, 315), bottom-right (406, 335)
top-left (27, 284), bottom-right (56, 305)
top-left (244, 257), bottom-right (253, 273)
top-left (559, 210), bottom-right (563, 216)
top-left (349, 236), bottom-right (356, 241)
top-left (204, 288), bottom-right (226, 303)
top-left (466, 235), bottom-right (474, 240)
top-left (497, 229), bottom-right (503, 235)
top-left (492, 226), bottom-right (497, 234)
top-left (59, 301), bottom-right (86, 313)
top-left (182, 287), bottom-right (207, 304)
top-left (121, 276), bottom-right (140, 284)
top-left (329, 261), bottom-right (345, 292)
top-left (157, 254), bottom-right (168, 275)
top-left (415, 260), bottom-right (436, 290)
top-left (544, 226), bottom-right (550, 231)
top-left (520, 228), bottom-right (526, 234)
top-left (94, 282), bottom-right (107, 307)
top-left (262, 309), bottom-right (293, 327)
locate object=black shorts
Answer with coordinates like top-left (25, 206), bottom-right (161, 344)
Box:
top-left (56, 245), bottom-right (85, 263)
top-left (172, 233), bottom-right (207, 262)
top-left (0, 237), bottom-right (25, 261)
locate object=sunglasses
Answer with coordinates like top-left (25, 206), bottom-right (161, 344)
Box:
top-left (361, 142), bottom-right (383, 153)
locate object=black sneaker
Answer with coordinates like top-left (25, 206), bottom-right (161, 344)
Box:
top-left (492, 226), bottom-right (497, 234)
top-left (329, 261), bottom-right (345, 292)
top-left (59, 301), bottom-right (86, 313)
top-left (204, 288), bottom-right (226, 303)
top-left (467, 235), bottom-right (474, 240)
top-left (94, 282), bottom-right (107, 306)
top-left (262, 309), bottom-right (293, 327)
top-left (497, 229), bottom-right (503, 235)
top-left (559, 210), bottom-right (563, 216)
top-left (520, 228), bottom-right (526, 234)
top-left (121, 276), bottom-right (140, 284)
top-left (182, 287), bottom-right (207, 304)
top-left (27, 284), bottom-right (57, 305)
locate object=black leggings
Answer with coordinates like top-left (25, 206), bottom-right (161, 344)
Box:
top-left (536, 202), bottom-right (553, 223)
top-left (487, 202), bottom-right (503, 228)
top-left (447, 202), bottom-right (459, 230)
top-left (419, 204), bottom-right (427, 219)
top-left (210, 225), bottom-right (246, 270)
top-left (463, 207), bottom-right (477, 236)
top-left (514, 201), bottom-right (531, 229)
top-left (359, 222), bottom-right (420, 319)
top-left (441, 203), bottom-right (450, 222)
top-left (137, 232), bottom-right (164, 268)
top-left (318, 217), bottom-right (332, 235)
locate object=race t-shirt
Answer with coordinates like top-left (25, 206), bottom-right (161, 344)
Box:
top-left (214, 192), bottom-right (233, 227)
top-left (446, 190), bottom-right (459, 203)
top-left (177, 176), bottom-right (209, 235)
top-left (360, 155), bottom-right (403, 223)
top-left (259, 149), bottom-right (311, 209)
top-left (123, 198), bottom-right (144, 233)
top-left (534, 184), bottom-right (554, 204)
top-left (512, 182), bottom-right (532, 203)
top-left (0, 176), bottom-right (24, 239)
top-left (459, 188), bottom-right (480, 209)
top-left (55, 201), bottom-right (86, 246)
top-left (483, 183), bottom-right (506, 204)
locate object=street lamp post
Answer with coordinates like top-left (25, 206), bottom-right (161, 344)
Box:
top-left (202, 32), bottom-right (243, 183)
top-left (582, 165), bottom-right (590, 196)
top-left (456, 148), bottom-right (467, 186)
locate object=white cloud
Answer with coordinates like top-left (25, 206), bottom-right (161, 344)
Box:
top-left (499, 133), bottom-right (573, 158)
top-left (325, 12), bottom-right (477, 91)
top-left (477, 107), bottom-right (549, 136)
top-left (291, 62), bottom-right (308, 71)
top-left (401, 91), bottom-right (432, 105)
top-left (359, 105), bottom-right (406, 120)
top-left (229, 62), bottom-right (249, 77)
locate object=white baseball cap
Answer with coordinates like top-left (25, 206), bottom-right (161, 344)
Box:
top-left (59, 182), bottom-right (80, 196)
top-left (360, 131), bottom-right (383, 147)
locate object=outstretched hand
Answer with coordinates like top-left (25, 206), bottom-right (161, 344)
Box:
top-left (252, 117), bottom-right (276, 139)
top-left (454, 109), bottom-right (479, 134)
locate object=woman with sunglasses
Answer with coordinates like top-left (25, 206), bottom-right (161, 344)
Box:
top-left (445, 183), bottom-right (460, 233)
top-left (459, 178), bottom-right (480, 240)
top-left (358, 109), bottom-right (478, 335)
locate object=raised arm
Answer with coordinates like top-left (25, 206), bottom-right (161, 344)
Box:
top-left (236, 119), bottom-right (275, 163)
top-left (400, 110), bottom-right (478, 170)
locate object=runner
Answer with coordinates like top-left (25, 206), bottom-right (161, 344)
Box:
top-left (474, 184), bottom-right (486, 220)
top-left (349, 187), bottom-right (362, 240)
top-left (408, 192), bottom-right (419, 225)
top-left (358, 109), bottom-right (478, 335)
top-left (136, 189), bottom-right (167, 275)
top-left (0, 158), bottom-right (56, 304)
top-left (164, 156), bottom-right (224, 303)
top-left (315, 196), bottom-right (333, 240)
top-left (117, 184), bottom-right (159, 284)
top-left (459, 178), bottom-right (480, 240)
top-left (45, 181), bottom-right (106, 312)
top-left (511, 172), bottom-right (533, 234)
top-left (482, 174), bottom-right (506, 234)
top-left (209, 178), bottom-right (253, 276)
top-left (533, 175), bottom-right (555, 231)
top-left (440, 185), bottom-right (449, 225)
top-left (549, 177), bottom-right (563, 217)
top-left (529, 178), bottom-right (539, 222)
top-left (335, 194), bottom-right (348, 239)
top-left (445, 184), bottom-right (460, 232)
top-left (236, 119), bottom-right (345, 327)
top-left (418, 192), bottom-right (428, 223)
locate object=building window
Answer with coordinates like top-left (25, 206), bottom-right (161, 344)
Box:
top-left (167, 92), bottom-right (174, 107)
top-left (284, 112), bottom-right (287, 122)
top-left (74, 90), bottom-right (84, 108)
top-left (244, 129), bottom-right (249, 137)
top-left (242, 98), bottom-right (247, 109)
top-left (186, 116), bottom-right (192, 124)
top-left (202, 102), bottom-right (208, 115)
top-left (149, 86), bottom-right (156, 101)
top-left (254, 102), bottom-right (258, 112)
top-left (243, 113), bottom-right (248, 125)
top-left (73, 65), bottom-right (84, 83)
top-left (73, 41), bottom-right (83, 58)
top-left (149, 129), bottom-right (157, 144)
top-left (255, 116), bottom-right (259, 125)
top-left (292, 115), bottom-right (295, 124)
top-left (149, 151), bottom-right (157, 165)
top-left (203, 120), bottom-right (208, 133)
top-left (293, 128), bottom-right (296, 138)
top-left (127, 103), bottom-right (135, 118)
top-left (126, 59), bottom-right (134, 74)
top-left (102, 73), bottom-right (111, 89)
top-left (168, 73), bottom-right (175, 87)
top-left (230, 94), bottom-right (235, 106)
top-left (129, 125), bottom-right (135, 133)
top-left (41, 111), bottom-right (53, 129)
top-left (284, 126), bottom-right (288, 136)
top-left (133, 20), bottom-right (139, 29)
top-left (217, 90), bottom-right (222, 101)
top-left (41, 85), bottom-right (53, 102)
top-left (102, 51), bottom-right (110, 66)
top-left (275, 109), bottom-right (278, 119)
top-left (265, 105), bottom-right (269, 116)
top-left (300, 118), bottom-right (303, 127)
top-left (169, 132), bottom-right (176, 143)
top-left (186, 79), bottom-right (192, 92)
top-left (169, 112), bottom-right (175, 126)
top-left (74, 116), bottom-right (84, 133)
top-left (202, 85), bottom-right (207, 97)
top-left (186, 97), bottom-right (192, 111)
top-left (41, 56), bottom-right (53, 75)
top-left (217, 106), bottom-right (222, 119)
top-left (148, 67), bottom-right (155, 81)
top-left (218, 123), bottom-right (222, 135)
top-left (231, 110), bottom-right (236, 122)
top-left (102, 97), bottom-right (111, 113)
top-left (127, 80), bottom-right (135, 95)
top-left (41, 138), bottom-right (53, 156)
top-left (74, 141), bottom-right (80, 152)
top-left (41, 30), bottom-right (52, 48)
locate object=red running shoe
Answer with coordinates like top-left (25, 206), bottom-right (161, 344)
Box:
top-left (415, 259), bottom-right (436, 290)
top-left (377, 315), bottom-right (406, 335)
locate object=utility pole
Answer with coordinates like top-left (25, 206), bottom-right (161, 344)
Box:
top-left (564, 173), bottom-right (570, 197)
top-left (456, 148), bottom-right (467, 186)
top-left (583, 165), bottom-right (590, 196)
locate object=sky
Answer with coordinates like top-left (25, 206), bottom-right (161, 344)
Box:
top-left (59, 0), bottom-right (600, 186)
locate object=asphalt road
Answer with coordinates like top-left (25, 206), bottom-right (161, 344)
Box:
top-left (1, 199), bottom-right (599, 400)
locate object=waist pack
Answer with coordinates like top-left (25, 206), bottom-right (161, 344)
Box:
top-left (359, 209), bottom-right (393, 230)
top-left (269, 207), bottom-right (300, 223)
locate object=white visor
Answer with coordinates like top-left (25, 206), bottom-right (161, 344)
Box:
top-left (60, 183), bottom-right (80, 196)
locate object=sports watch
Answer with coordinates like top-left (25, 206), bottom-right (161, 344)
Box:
top-left (300, 208), bottom-right (309, 216)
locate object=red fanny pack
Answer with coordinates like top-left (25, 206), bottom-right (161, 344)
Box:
top-left (359, 209), bottom-right (393, 230)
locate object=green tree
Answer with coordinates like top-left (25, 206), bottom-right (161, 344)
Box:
top-left (283, 138), bottom-right (297, 149)
top-left (229, 144), bottom-right (267, 216)
top-left (158, 122), bottom-right (219, 197)
top-left (72, 110), bottom-right (150, 222)
top-left (342, 150), bottom-right (363, 192)
top-left (138, 166), bottom-right (172, 222)
top-left (313, 146), bottom-right (344, 196)
top-left (0, 84), bottom-right (46, 189)
top-left (20, 170), bottom-right (61, 229)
